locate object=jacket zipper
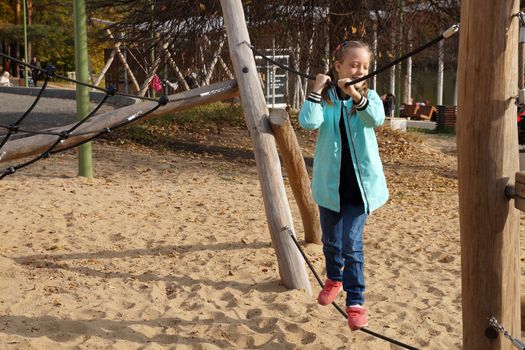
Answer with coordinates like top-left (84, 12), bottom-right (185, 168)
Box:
top-left (341, 101), bottom-right (371, 213)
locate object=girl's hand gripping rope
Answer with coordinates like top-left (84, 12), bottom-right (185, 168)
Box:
top-left (337, 78), bottom-right (362, 103)
top-left (312, 74), bottom-right (331, 94)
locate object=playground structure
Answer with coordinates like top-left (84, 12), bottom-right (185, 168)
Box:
top-left (0, 0), bottom-right (525, 348)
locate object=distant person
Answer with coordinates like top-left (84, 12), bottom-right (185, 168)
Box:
top-left (0, 71), bottom-right (12, 87)
top-left (5, 60), bottom-right (11, 76)
top-left (19, 58), bottom-right (26, 78)
top-left (30, 56), bottom-right (41, 87)
top-left (381, 93), bottom-right (395, 117)
top-left (184, 71), bottom-right (200, 89)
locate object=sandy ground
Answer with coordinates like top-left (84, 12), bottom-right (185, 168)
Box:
top-left (0, 94), bottom-right (522, 349)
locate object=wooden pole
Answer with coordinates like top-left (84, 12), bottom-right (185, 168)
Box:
top-left (457, 1), bottom-right (520, 349)
top-left (269, 109), bottom-right (321, 245)
top-left (106, 29), bottom-right (140, 93)
top-left (220, 0), bottom-right (312, 294)
top-left (73, 0), bottom-right (92, 178)
top-left (437, 40), bottom-right (444, 105)
top-left (93, 49), bottom-right (116, 87)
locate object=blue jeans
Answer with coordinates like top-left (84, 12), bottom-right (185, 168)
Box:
top-left (319, 204), bottom-right (367, 306)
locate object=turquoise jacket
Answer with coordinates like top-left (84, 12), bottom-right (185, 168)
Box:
top-left (299, 87), bottom-right (388, 213)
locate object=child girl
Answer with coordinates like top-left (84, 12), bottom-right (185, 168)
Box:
top-left (298, 40), bottom-right (388, 331)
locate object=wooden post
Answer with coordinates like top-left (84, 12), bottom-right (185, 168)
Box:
top-left (269, 109), bottom-right (321, 245)
top-left (73, 0), bottom-right (92, 178)
top-left (93, 49), bottom-right (116, 87)
top-left (106, 29), bottom-right (140, 93)
top-left (220, 0), bottom-right (312, 294)
top-left (457, 1), bottom-right (520, 349)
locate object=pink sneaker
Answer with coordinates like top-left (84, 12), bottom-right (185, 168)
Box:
top-left (347, 305), bottom-right (368, 331)
top-left (317, 279), bottom-right (342, 305)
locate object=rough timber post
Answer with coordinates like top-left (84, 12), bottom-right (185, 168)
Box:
top-left (457, 1), bottom-right (520, 349)
top-left (220, 0), bottom-right (312, 294)
top-left (269, 109), bottom-right (322, 245)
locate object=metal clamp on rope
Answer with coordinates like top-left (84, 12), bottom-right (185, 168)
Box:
top-left (59, 130), bottom-right (70, 140)
top-left (7, 124), bottom-right (18, 134)
top-left (442, 24), bottom-right (460, 39)
top-left (489, 317), bottom-right (525, 350)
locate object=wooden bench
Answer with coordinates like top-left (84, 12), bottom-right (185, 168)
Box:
top-left (400, 104), bottom-right (419, 119)
top-left (416, 105), bottom-right (437, 121)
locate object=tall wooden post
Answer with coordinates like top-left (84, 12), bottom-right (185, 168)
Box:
top-left (220, 0), bottom-right (312, 294)
top-left (457, 1), bottom-right (520, 349)
top-left (73, 0), bottom-right (93, 178)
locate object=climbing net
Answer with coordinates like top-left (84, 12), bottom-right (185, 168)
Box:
top-left (0, 52), bottom-right (235, 180)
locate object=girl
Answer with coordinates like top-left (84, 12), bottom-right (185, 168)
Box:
top-left (299, 41), bottom-right (388, 331)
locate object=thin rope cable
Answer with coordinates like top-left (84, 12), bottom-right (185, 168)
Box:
top-left (0, 77), bottom-right (51, 151)
top-left (0, 99), bottom-right (164, 178)
top-left (284, 228), bottom-right (421, 350)
top-left (0, 93), bottom-right (111, 179)
top-left (345, 24), bottom-right (459, 87)
top-left (126, 49), bottom-right (149, 75)
top-left (0, 51), bottom-right (240, 109)
top-left (0, 78), bottom-right (231, 143)
top-left (49, 102), bottom-right (163, 156)
top-left (0, 52), bottom-right (160, 103)
top-left (244, 24), bottom-right (459, 89)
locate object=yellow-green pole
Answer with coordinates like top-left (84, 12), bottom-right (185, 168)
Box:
top-left (22, 0), bottom-right (28, 87)
top-left (73, 0), bottom-right (92, 177)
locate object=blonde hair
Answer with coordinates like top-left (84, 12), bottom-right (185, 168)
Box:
top-left (321, 40), bottom-right (372, 106)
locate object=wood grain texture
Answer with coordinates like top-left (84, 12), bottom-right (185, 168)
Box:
top-left (269, 109), bottom-right (321, 244)
top-left (220, 0), bottom-right (312, 294)
top-left (457, 1), bottom-right (520, 348)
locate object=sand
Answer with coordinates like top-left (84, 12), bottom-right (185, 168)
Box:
top-left (0, 120), bottom-right (515, 349)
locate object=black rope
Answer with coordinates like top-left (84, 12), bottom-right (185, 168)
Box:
top-left (0, 51), bottom-right (237, 107)
top-left (344, 24), bottom-right (459, 88)
top-left (0, 52), bottom-right (160, 103)
top-left (0, 92), bottom-right (110, 179)
top-left (244, 24), bottom-right (459, 89)
top-left (0, 70), bottom-right (54, 152)
top-left (282, 227), bottom-right (421, 350)
top-left (0, 95), bottom-right (167, 180)
top-left (49, 100), bottom-right (165, 156)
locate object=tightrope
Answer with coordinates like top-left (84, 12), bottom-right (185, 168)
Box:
top-left (282, 227), bottom-right (421, 350)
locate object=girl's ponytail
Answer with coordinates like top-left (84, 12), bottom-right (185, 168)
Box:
top-left (321, 67), bottom-right (337, 105)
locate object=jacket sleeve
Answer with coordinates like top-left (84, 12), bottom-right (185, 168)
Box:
top-left (355, 90), bottom-right (385, 128)
top-left (299, 100), bottom-right (325, 130)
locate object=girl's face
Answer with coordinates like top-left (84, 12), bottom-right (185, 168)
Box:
top-left (335, 47), bottom-right (370, 89)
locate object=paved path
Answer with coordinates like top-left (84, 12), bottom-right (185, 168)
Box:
top-left (0, 92), bottom-right (116, 136)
